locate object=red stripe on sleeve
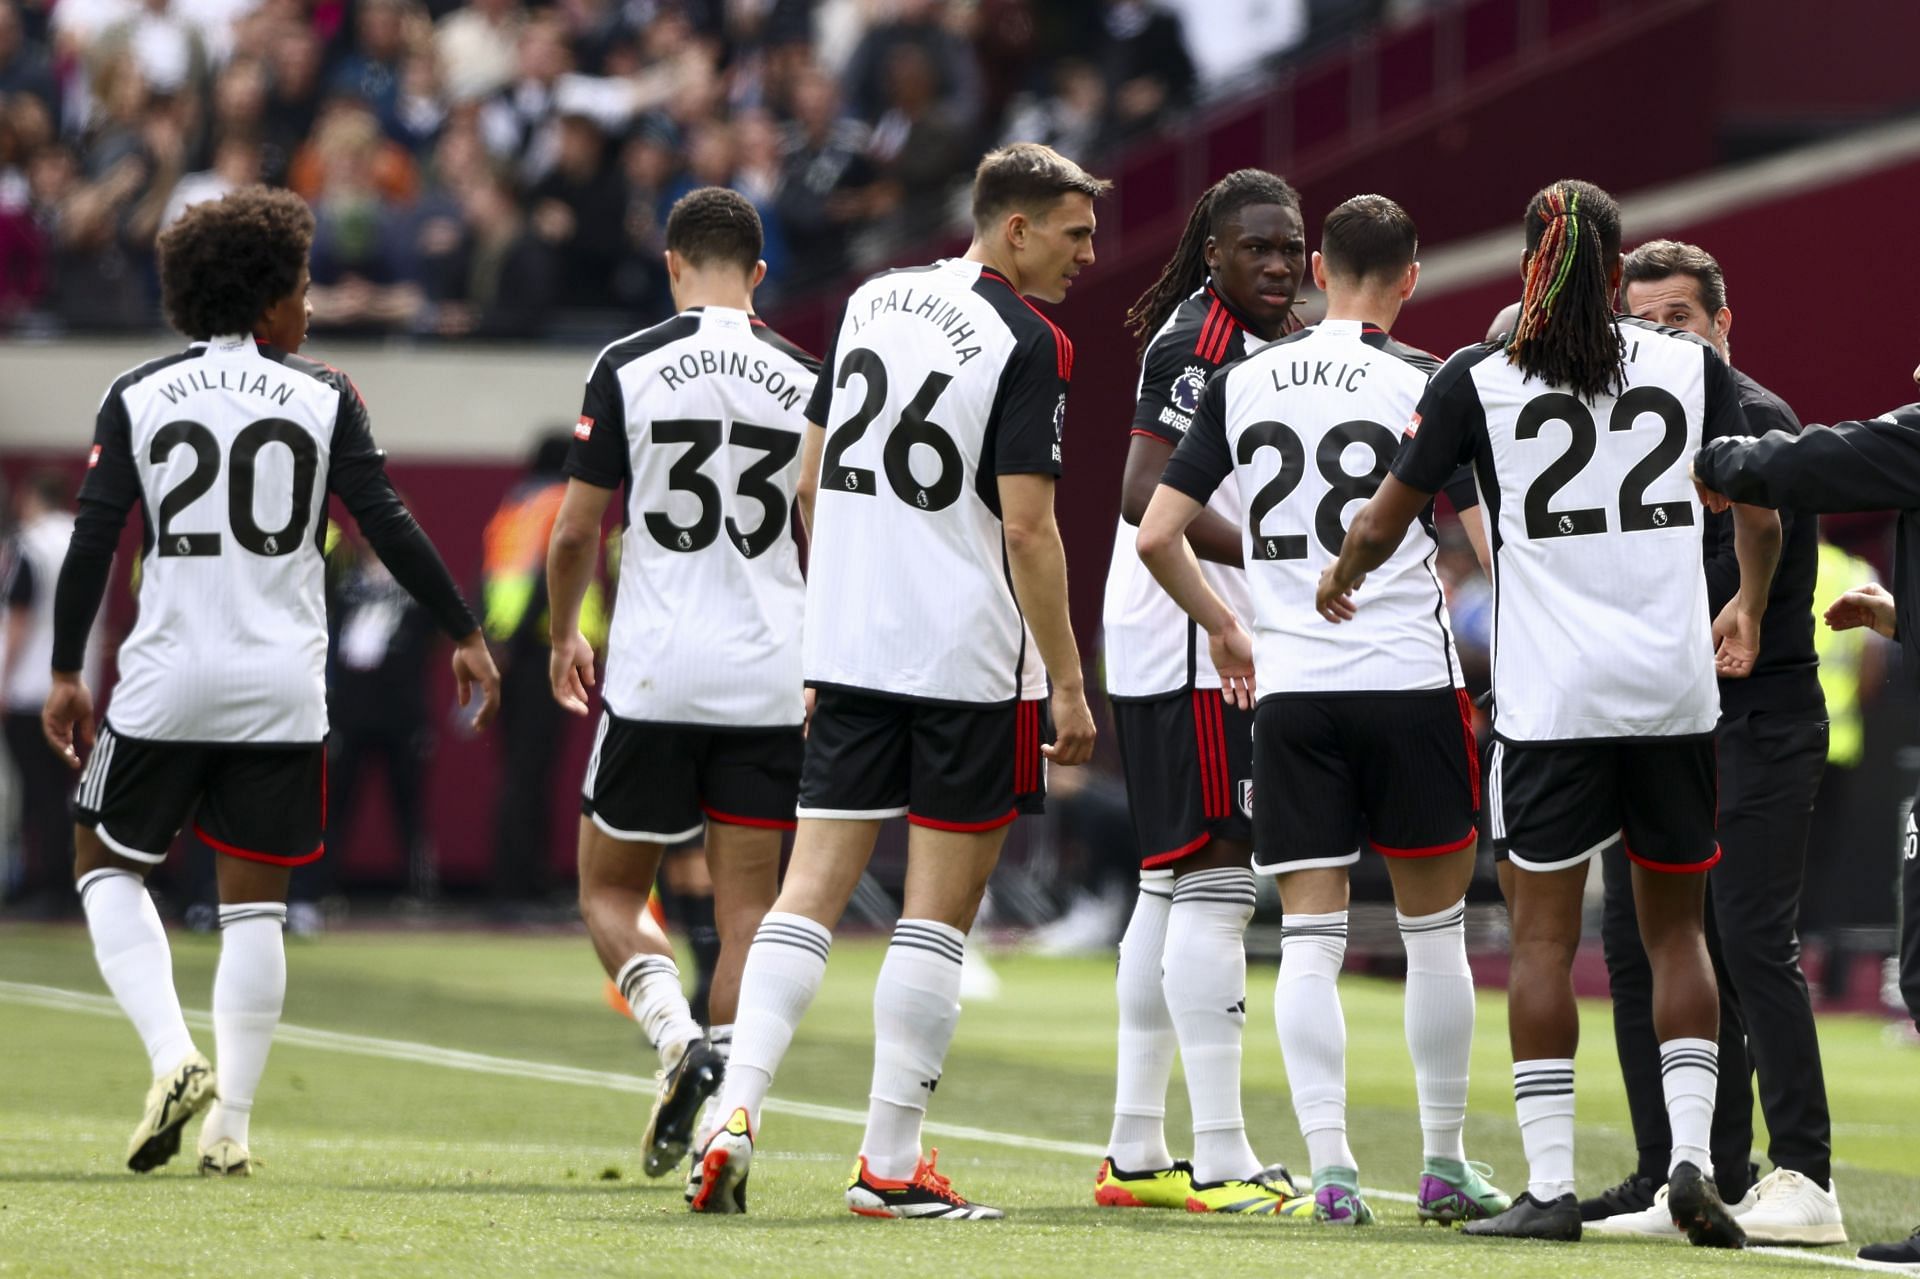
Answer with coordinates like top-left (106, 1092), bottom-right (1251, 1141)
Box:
top-left (1194, 301), bottom-right (1223, 358)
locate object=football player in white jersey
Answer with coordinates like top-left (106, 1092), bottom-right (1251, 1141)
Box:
top-left (1095, 169), bottom-right (1308, 1216)
top-left (42, 187), bottom-right (500, 1177)
top-left (691, 144), bottom-right (1103, 1220)
top-left (1318, 179), bottom-right (1779, 1245)
top-left (545, 187), bottom-right (818, 1182)
top-left (1141, 194), bottom-right (1510, 1225)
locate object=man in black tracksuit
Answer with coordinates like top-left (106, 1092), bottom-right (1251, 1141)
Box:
top-left (1693, 373), bottom-right (1920, 1267)
top-left (1585, 244), bottom-right (1838, 1244)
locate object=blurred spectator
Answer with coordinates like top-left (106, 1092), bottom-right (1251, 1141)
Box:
top-left (326, 522), bottom-right (440, 901)
top-left (0, 0), bottom-right (57, 113)
top-left (435, 0), bottom-right (520, 103)
top-left (611, 113), bottom-right (673, 311)
top-left (478, 12), bottom-right (571, 184)
top-left (773, 64), bottom-right (872, 291)
top-left (0, 93), bottom-right (48, 321)
top-left (1096, 0), bottom-right (1195, 141)
top-left (1, 471), bottom-right (94, 913)
top-left (159, 130), bottom-right (260, 226)
top-left (302, 100), bottom-right (424, 332)
top-left (95, 0), bottom-right (211, 104)
top-left (1161, 0), bottom-right (1306, 88)
top-left (436, 163), bottom-right (554, 337)
top-left (326, 0), bottom-right (412, 142)
top-left (528, 110), bottom-right (623, 308)
top-left (480, 434), bottom-right (605, 910)
top-left (841, 0), bottom-right (980, 134)
top-left (998, 56), bottom-right (1109, 165)
top-left (863, 42), bottom-right (965, 247)
top-left (260, 24), bottom-right (323, 184)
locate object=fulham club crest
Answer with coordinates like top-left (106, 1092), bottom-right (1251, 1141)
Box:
top-left (1238, 779), bottom-right (1253, 818)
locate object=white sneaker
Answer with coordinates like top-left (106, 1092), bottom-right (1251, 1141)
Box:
top-left (1591, 1184), bottom-right (1687, 1240)
top-left (127, 1052), bottom-right (218, 1173)
top-left (1736, 1168), bottom-right (1846, 1245)
top-left (198, 1136), bottom-right (251, 1177)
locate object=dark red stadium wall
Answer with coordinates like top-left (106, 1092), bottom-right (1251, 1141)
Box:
top-left (1717, 0), bottom-right (1920, 128)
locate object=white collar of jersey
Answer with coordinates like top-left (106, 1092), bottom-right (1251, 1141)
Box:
top-left (1315, 318), bottom-right (1366, 336)
top-left (685, 306), bottom-right (751, 329)
top-left (200, 333), bottom-right (253, 353)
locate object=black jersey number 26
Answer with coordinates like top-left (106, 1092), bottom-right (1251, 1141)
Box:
top-left (151, 418), bottom-right (318, 557)
top-left (1517, 387), bottom-right (1696, 539)
top-left (822, 348), bottom-right (963, 512)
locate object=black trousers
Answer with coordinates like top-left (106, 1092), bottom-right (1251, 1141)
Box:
top-left (1901, 780), bottom-right (1920, 1027)
top-left (322, 721), bottom-right (430, 899)
top-left (3, 709), bottom-right (74, 900)
top-left (493, 654), bottom-right (564, 901)
top-left (1598, 707), bottom-right (1832, 1188)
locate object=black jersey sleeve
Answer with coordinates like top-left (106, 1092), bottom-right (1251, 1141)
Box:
top-left (1392, 345), bottom-right (1492, 494)
top-left (992, 321), bottom-right (1069, 478)
top-left (326, 375), bottom-right (480, 641)
top-left (1131, 326), bottom-right (1209, 445)
top-left (1700, 346), bottom-right (1752, 443)
top-left (1696, 404), bottom-right (1920, 513)
top-left (1701, 380), bottom-right (1798, 612)
top-left (803, 306), bottom-right (846, 426)
top-left (4, 547), bottom-right (33, 609)
top-left (1159, 371), bottom-right (1236, 503)
top-left (565, 356), bottom-right (630, 490)
top-left (52, 389), bottom-right (140, 673)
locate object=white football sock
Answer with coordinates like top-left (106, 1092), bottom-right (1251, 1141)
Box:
top-left (1109, 874), bottom-right (1175, 1171)
top-left (1164, 867), bottom-right (1260, 1184)
top-left (1275, 910), bottom-right (1354, 1176)
top-left (861, 919), bottom-right (965, 1181)
top-left (78, 869), bottom-right (197, 1076)
top-left (199, 903), bottom-right (288, 1150)
top-left (710, 912), bottom-right (831, 1135)
top-left (615, 953), bottom-right (703, 1064)
top-left (1514, 1058), bottom-right (1577, 1200)
top-left (1398, 900), bottom-right (1472, 1163)
top-left (1660, 1037), bottom-right (1718, 1178)
top-left (706, 1023), bottom-right (734, 1064)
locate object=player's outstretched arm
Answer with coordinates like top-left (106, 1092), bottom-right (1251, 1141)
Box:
top-left (1694, 408), bottom-right (1920, 515)
top-left (999, 472), bottom-right (1094, 766)
top-left (1136, 484), bottom-right (1255, 709)
top-left (1712, 501), bottom-right (1781, 679)
top-left (1318, 474), bottom-right (1430, 622)
top-left (546, 478), bottom-right (615, 715)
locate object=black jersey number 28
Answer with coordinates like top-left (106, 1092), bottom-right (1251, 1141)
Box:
top-left (1517, 387), bottom-right (1696, 539)
top-left (822, 348), bottom-right (963, 512)
top-left (1238, 419), bottom-right (1397, 560)
top-left (151, 418), bottom-right (318, 557)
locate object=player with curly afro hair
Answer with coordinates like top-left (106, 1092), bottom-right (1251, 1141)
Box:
top-left (156, 185), bottom-right (314, 348)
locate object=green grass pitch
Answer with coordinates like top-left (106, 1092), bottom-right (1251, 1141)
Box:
top-left (1, 925), bottom-right (1914, 1277)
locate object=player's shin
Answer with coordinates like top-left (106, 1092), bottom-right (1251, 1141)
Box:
top-left (201, 902), bottom-right (289, 1152)
top-left (1275, 911), bottom-right (1354, 1178)
top-left (1109, 875), bottom-right (1176, 1171)
top-left (79, 866), bottom-right (198, 1076)
top-left (1164, 868), bottom-right (1261, 1184)
top-left (862, 919), bottom-right (966, 1180)
top-left (710, 912), bottom-right (832, 1134)
top-left (1398, 899), bottom-right (1473, 1163)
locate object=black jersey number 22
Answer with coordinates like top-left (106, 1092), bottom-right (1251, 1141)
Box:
top-left (151, 418), bottom-right (318, 557)
top-left (1517, 388), bottom-right (1696, 539)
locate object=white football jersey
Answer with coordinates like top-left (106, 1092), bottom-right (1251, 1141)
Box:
top-left (802, 259), bottom-right (1071, 705)
top-left (1394, 317), bottom-right (1748, 741)
top-left (569, 307), bottom-right (819, 727)
top-left (3, 511), bottom-right (102, 712)
top-left (1162, 319), bottom-right (1461, 694)
top-left (82, 337), bottom-right (349, 742)
top-left (1102, 286), bottom-right (1263, 699)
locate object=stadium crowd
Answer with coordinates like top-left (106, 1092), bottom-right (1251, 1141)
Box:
top-left (0, 0), bottom-right (1412, 339)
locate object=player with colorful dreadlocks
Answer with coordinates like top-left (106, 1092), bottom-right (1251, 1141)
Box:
top-left (1094, 168), bottom-right (1308, 1216)
top-left (1318, 179), bottom-right (1781, 1245)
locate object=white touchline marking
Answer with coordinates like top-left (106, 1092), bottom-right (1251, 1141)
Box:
top-left (4, 977), bottom-right (1891, 1267)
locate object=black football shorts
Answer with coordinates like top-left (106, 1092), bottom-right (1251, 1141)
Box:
top-left (1111, 687), bottom-right (1253, 869)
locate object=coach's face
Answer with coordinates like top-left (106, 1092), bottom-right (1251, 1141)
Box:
top-left (1624, 275), bottom-right (1730, 361)
top-left (1207, 202), bottom-right (1305, 339)
top-left (1015, 192), bottom-right (1096, 304)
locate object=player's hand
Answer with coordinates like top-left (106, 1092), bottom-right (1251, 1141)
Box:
top-left (1825, 581), bottom-right (1898, 639)
top-left (1315, 564), bottom-right (1363, 623)
top-left (1711, 599), bottom-right (1761, 678)
top-left (549, 630), bottom-right (597, 715)
top-left (1044, 683), bottom-right (1096, 767)
top-left (453, 633), bottom-right (503, 729)
top-left (802, 686), bottom-right (817, 739)
top-left (1690, 459), bottom-right (1731, 514)
top-left (41, 674), bottom-right (94, 770)
top-left (1209, 615), bottom-right (1257, 711)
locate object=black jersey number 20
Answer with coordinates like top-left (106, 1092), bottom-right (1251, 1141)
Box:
top-left (1517, 387), bottom-right (1696, 539)
top-left (822, 348), bottom-right (963, 512)
top-left (151, 418), bottom-right (318, 557)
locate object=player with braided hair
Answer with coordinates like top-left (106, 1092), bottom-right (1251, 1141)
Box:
top-left (1319, 179), bottom-right (1780, 1245)
top-left (1095, 169), bottom-right (1306, 1215)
